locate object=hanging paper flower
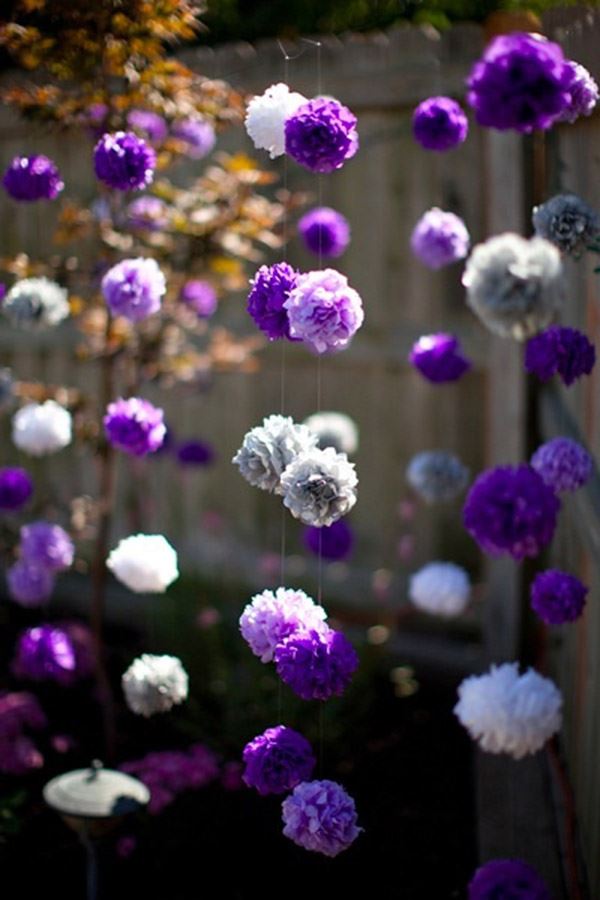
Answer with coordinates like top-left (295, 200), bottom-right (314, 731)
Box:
top-left (126, 196), bottom-right (169, 232)
top-left (171, 118), bottom-right (217, 159)
top-left (298, 207), bottom-right (350, 258)
top-left (245, 84), bottom-right (307, 159)
top-left (406, 450), bottom-right (470, 504)
top-left (410, 207), bottom-right (470, 269)
top-left (107, 534), bottom-right (179, 593)
top-left (409, 562), bottom-right (471, 618)
top-left (530, 437), bottom-right (592, 493)
top-left (180, 280), bottom-right (218, 318)
top-left (284, 269), bottom-right (364, 354)
top-left (122, 653), bottom-right (189, 717)
top-left (463, 465), bottom-right (560, 560)
top-left (530, 569), bottom-right (588, 625)
top-left (455, 663), bottom-right (562, 759)
top-left (303, 519), bottom-right (354, 561)
top-left (468, 858), bottom-right (551, 900)
top-left (282, 779), bottom-right (362, 857)
top-left (2, 155), bottom-right (64, 202)
top-left (104, 397), bottom-right (166, 457)
top-left (463, 233), bottom-right (564, 340)
top-left (409, 333), bottom-right (471, 384)
top-left (532, 193), bottom-right (600, 255)
top-left (242, 725), bottom-right (316, 795)
top-left (7, 560), bottom-right (54, 607)
top-left (525, 326), bottom-right (595, 386)
top-left (93, 131), bottom-right (156, 191)
top-left (12, 401), bottom-right (72, 457)
top-left (558, 61), bottom-right (599, 124)
top-left (274, 626), bottom-right (358, 701)
top-left (232, 414), bottom-right (318, 494)
top-left (102, 257), bottom-right (166, 322)
top-left (12, 622), bottom-right (94, 685)
top-left (412, 96), bottom-right (468, 151)
top-left (0, 468), bottom-right (33, 512)
top-left (285, 97), bottom-right (359, 173)
top-left (176, 440), bottom-right (215, 467)
top-left (246, 262), bottom-right (299, 341)
top-left (3, 277), bottom-right (69, 328)
top-left (239, 587), bottom-right (327, 663)
top-left (303, 411), bottom-right (359, 456)
top-left (20, 521), bottom-right (74, 572)
top-left (466, 33), bottom-right (571, 133)
top-left (280, 446), bottom-right (358, 526)
top-left (126, 109), bottom-right (168, 143)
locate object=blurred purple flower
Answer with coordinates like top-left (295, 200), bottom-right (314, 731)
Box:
top-left (525, 326), bottom-right (595, 386)
top-left (468, 858), bottom-right (551, 900)
top-left (303, 520), bottom-right (354, 561)
top-left (127, 196), bottom-right (169, 231)
top-left (127, 110), bottom-right (168, 143)
top-left (530, 569), bottom-right (588, 625)
top-left (180, 280), bottom-right (218, 318)
top-left (243, 725), bottom-right (315, 795)
top-left (176, 440), bottom-right (215, 466)
top-left (2, 155), bottom-right (64, 202)
top-left (7, 560), bottom-right (54, 607)
top-left (20, 521), bottom-right (74, 571)
top-left (12, 622), bottom-right (94, 685)
top-left (298, 207), bottom-right (350, 258)
top-left (409, 333), bottom-right (471, 383)
top-left (530, 437), bottom-right (592, 493)
top-left (0, 467), bottom-right (33, 511)
top-left (93, 131), bottom-right (156, 191)
top-left (412, 97), bottom-right (468, 151)
top-left (171, 118), bottom-right (216, 159)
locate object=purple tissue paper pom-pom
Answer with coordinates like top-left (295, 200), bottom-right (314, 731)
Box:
top-left (531, 569), bottom-right (587, 625)
top-left (0, 467), bottom-right (33, 511)
top-left (410, 207), bottom-right (470, 269)
top-left (2, 155), bottom-right (64, 202)
top-left (466, 32), bottom-right (571, 133)
top-left (558, 60), bottom-right (599, 124)
top-left (468, 857), bottom-right (552, 900)
top-left (409, 333), bottom-right (471, 384)
top-left (104, 397), bottom-right (166, 457)
top-left (274, 626), bottom-right (358, 701)
top-left (93, 131), bottom-right (156, 191)
top-left (247, 262), bottom-right (299, 341)
top-left (126, 110), bottom-right (168, 143)
top-left (298, 207), bottom-right (350, 258)
top-left (284, 268), bottom-right (364, 354)
top-left (180, 280), bottom-right (218, 318)
top-left (525, 326), bottom-right (595, 386)
top-left (20, 521), bottom-right (74, 572)
top-left (12, 622), bottom-right (94, 685)
top-left (285, 98), bottom-right (359, 173)
top-left (530, 437), bottom-right (592, 493)
top-left (176, 440), bottom-right (215, 467)
top-left (282, 779), bottom-right (362, 857)
top-left (242, 725), bottom-right (315, 795)
top-left (171, 118), bottom-right (216, 159)
top-left (412, 96), bottom-right (468, 151)
top-left (303, 519), bottom-right (354, 561)
top-left (463, 464), bottom-right (560, 561)
top-left (7, 560), bottom-right (55, 608)
top-left (127, 196), bottom-right (169, 232)
top-left (102, 257), bottom-right (166, 322)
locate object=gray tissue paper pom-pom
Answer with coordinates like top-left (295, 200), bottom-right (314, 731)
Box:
top-left (406, 450), bottom-right (470, 503)
top-left (280, 446), bottom-right (358, 526)
top-left (122, 653), bottom-right (189, 717)
top-left (232, 414), bottom-right (318, 494)
top-left (532, 193), bottom-right (600, 256)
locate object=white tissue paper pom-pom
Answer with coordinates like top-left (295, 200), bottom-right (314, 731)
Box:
top-left (4, 277), bottom-right (69, 327)
top-left (122, 653), bottom-right (189, 717)
top-left (232, 414), bottom-right (318, 494)
top-left (409, 562), bottom-right (471, 617)
top-left (303, 411), bottom-right (359, 456)
top-left (12, 400), bottom-right (72, 456)
top-left (107, 534), bottom-right (179, 593)
top-left (245, 83), bottom-right (307, 158)
top-left (280, 446), bottom-right (358, 527)
top-left (454, 663), bottom-right (562, 759)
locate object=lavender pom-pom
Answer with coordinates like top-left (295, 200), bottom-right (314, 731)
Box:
top-left (298, 207), bottom-right (350, 258)
top-left (0, 468), bottom-right (33, 511)
top-left (20, 521), bottom-right (74, 572)
top-left (466, 33), bottom-right (571, 133)
top-left (468, 858), bottom-right (551, 900)
top-left (409, 333), bottom-right (471, 384)
top-left (180, 280), bottom-right (218, 318)
top-left (102, 257), bottom-right (166, 322)
top-left (530, 437), bottom-right (592, 493)
top-left (274, 626), bottom-right (358, 701)
top-left (463, 465), bottom-right (560, 561)
top-left (412, 96), bottom-right (468, 151)
top-left (282, 779), bottom-right (362, 857)
top-left (127, 110), bottom-right (168, 143)
top-left (127, 196), bottom-right (169, 232)
top-left (284, 268), bottom-right (364, 354)
top-left (171, 118), bottom-right (216, 159)
top-left (239, 587), bottom-right (327, 663)
top-left (531, 569), bottom-right (588, 625)
top-left (284, 98), bottom-right (359, 173)
top-left (532, 193), bottom-right (600, 255)
top-left (406, 450), bottom-right (469, 504)
top-left (242, 725), bottom-right (315, 795)
top-left (247, 262), bottom-right (299, 341)
top-left (558, 61), bottom-right (599, 124)
top-left (463, 233), bottom-right (564, 340)
top-left (525, 326), bottom-right (595, 386)
top-left (93, 131), bottom-right (156, 191)
top-left (280, 446), bottom-right (358, 527)
top-left (7, 560), bottom-right (54, 608)
top-left (232, 415), bottom-right (318, 494)
top-left (2, 155), bottom-right (64, 202)
top-left (303, 520), bottom-right (354, 561)
top-left (410, 207), bottom-right (470, 269)
top-left (104, 397), bottom-right (166, 457)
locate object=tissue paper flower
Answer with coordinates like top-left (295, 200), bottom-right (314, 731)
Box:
top-left (180, 280), bottom-right (218, 318)
top-left (409, 562), bottom-right (471, 617)
top-left (0, 468), bottom-right (33, 511)
top-left (303, 411), bottom-right (359, 455)
top-left (239, 587), bottom-right (327, 663)
top-left (530, 569), bottom-right (588, 625)
top-left (468, 858), bottom-right (551, 900)
top-left (12, 622), bottom-right (93, 685)
top-left (298, 207), bottom-right (350, 258)
top-left (104, 397), bottom-right (166, 457)
top-left (303, 520), bottom-right (354, 561)
top-left (412, 96), bottom-right (468, 151)
top-left (274, 626), bottom-right (358, 701)
top-left (532, 193), bottom-right (600, 255)
top-left (4, 277), bottom-right (69, 328)
top-left (7, 560), bottom-right (54, 607)
top-left (107, 534), bottom-right (178, 593)
top-left (122, 654), bottom-right (189, 717)
top-left (102, 257), bottom-right (166, 322)
top-left (242, 725), bottom-right (315, 795)
top-left (285, 97), bottom-right (358, 173)
top-left (247, 262), bottom-right (299, 341)
top-left (409, 333), bottom-right (471, 383)
top-left (558, 61), bottom-right (599, 124)
top-left (127, 110), bottom-right (168, 143)
top-left (127, 196), bottom-right (169, 231)
top-left (12, 401), bottom-right (72, 456)
top-left (171, 118), bottom-right (216, 159)
top-left (20, 521), bottom-right (74, 572)
top-left (284, 268), bottom-right (364, 354)
top-left (410, 207), bottom-right (470, 269)
top-left (281, 446), bottom-right (358, 526)
top-left (2, 155), bottom-right (63, 201)
top-left (282, 779), bottom-right (361, 857)
top-left (93, 131), bottom-right (155, 191)
top-left (525, 326), bottom-right (595, 386)
top-left (245, 83), bottom-right (307, 158)
top-left (530, 436), bottom-right (592, 493)
top-left (406, 450), bottom-right (469, 503)
top-left (232, 414), bottom-right (318, 494)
